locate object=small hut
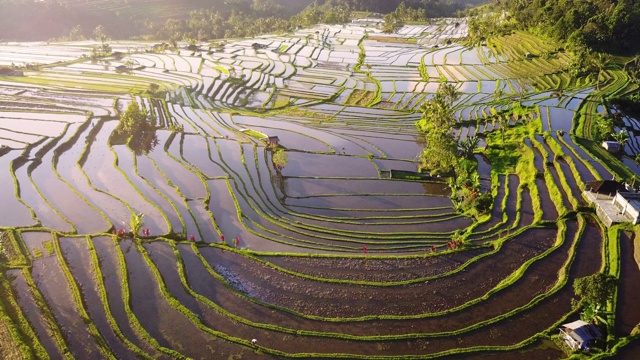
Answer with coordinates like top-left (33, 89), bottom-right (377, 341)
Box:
top-left (585, 180), bottom-right (626, 195)
top-left (559, 320), bottom-right (601, 351)
top-left (266, 136), bottom-right (280, 146)
top-left (601, 141), bottom-right (620, 153)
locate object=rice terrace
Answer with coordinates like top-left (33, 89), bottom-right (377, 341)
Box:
top-left (1, 0), bottom-right (640, 359)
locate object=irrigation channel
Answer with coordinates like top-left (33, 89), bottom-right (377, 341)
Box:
top-left (0, 17), bottom-right (639, 359)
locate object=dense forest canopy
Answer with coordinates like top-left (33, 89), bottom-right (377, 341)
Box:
top-left (0, 0), bottom-right (485, 41)
top-left (492, 0), bottom-right (640, 53)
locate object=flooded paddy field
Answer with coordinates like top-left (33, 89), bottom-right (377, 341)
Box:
top-left (0, 16), bottom-right (635, 359)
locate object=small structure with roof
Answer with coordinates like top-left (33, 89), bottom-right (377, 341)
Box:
top-left (351, 18), bottom-right (384, 27)
top-left (613, 191), bottom-right (640, 224)
top-left (265, 136), bottom-right (280, 146)
top-left (559, 320), bottom-right (602, 351)
top-left (583, 180), bottom-right (639, 227)
top-left (585, 180), bottom-right (626, 196)
top-left (601, 141), bottom-right (621, 153)
top-left (251, 43), bottom-right (268, 51)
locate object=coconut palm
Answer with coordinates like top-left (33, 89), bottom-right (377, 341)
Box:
top-left (438, 81), bottom-right (460, 106)
top-left (580, 303), bottom-right (608, 326)
top-left (459, 136), bottom-right (479, 158)
top-left (611, 129), bottom-right (629, 147)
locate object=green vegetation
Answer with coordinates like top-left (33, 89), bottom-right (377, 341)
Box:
top-left (574, 273), bottom-right (618, 310)
top-left (491, 0), bottom-right (640, 53)
top-left (128, 213), bottom-right (145, 238)
top-left (111, 98), bottom-right (159, 155)
top-left (0, 0), bottom-right (484, 42)
top-left (271, 149), bottom-right (288, 170)
top-left (1, 1), bottom-right (640, 357)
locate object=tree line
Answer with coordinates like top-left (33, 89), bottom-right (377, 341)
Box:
top-left (490, 0), bottom-right (640, 54)
top-left (0, 0), bottom-right (483, 42)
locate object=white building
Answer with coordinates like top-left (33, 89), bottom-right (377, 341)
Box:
top-left (613, 191), bottom-right (640, 224)
top-left (559, 320), bottom-right (602, 351)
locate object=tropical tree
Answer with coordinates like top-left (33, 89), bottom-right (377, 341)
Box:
top-left (580, 302), bottom-right (608, 325)
top-left (495, 114), bottom-right (508, 143)
top-left (573, 272), bottom-right (617, 325)
top-left (624, 54), bottom-right (640, 83)
top-left (272, 149), bottom-right (288, 170)
top-left (67, 25), bottom-right (85, 41)
top-left (128, 213), bottom-right (145, 238)
top-left (124, 59), bottom-right (135, 73)
top-left (418, 128), bottom-right (458, 174)
top-left (459, 136), bottom-right (479, 158)
top-left (438, 80), bottom-right (460, 106)
top-left (416, 94), bottom-right (455, 132)
top-left (119, 98), bottom-right (148, 133)
top-left (611, 129), bottom-right (630, 147)
top-left (593, 114), bottom-right (614, 142)
top-left (573, 273), bottom-right (617, 310)
top-left (382, 13), bottom-right (402, 34)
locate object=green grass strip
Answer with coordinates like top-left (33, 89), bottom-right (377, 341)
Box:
top-left (21, 268), bottom-right (72, 359)
top-left (52, 233), bottom-right (116, 359)
top-left (85, 236), bottom-right (153, 359)
top-left (111, 236), bottom-right (185, 358)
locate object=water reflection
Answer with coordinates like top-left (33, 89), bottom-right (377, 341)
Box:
top-left (110, 121), bottom-right (160, 156)
top-left (129, 125), bottom-right (160, 156)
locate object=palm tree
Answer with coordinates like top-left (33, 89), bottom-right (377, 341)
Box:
top-left (580, 303), bottom-right (609, 326)
top-left (438, 81), bottom-right (459, 106)
top-left (611, 129), bottom-right (629, 147)
top-left (459, 136), bottom-right (479, 158)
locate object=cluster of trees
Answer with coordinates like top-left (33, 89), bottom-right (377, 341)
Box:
top-left (0, 0), bottom-right (483, 42)
top-left (335, 0), bottom-right (483, 17)
top-left (592, 112), bottom-right (630, 152)
top-left (155, 0), bottom-right (351, 41)
top-left (573, 273), bottom-right (617, 325)
top-left (0, 0), bottom-right (313, 41)
top-left (112, 98), bottom-right (159, 156)
top-left (415, 81), bottom-right (491, 216)
top-left (415, 81), bottom-right (460, 174)
top-left (466, 12), bottom-right (515, 45)
top-left (0, 0), bottom-right (146, 41)
top-left (382, 2), bottom-right (428, 33)
top-left (493, 0), bottom-right (640, 53)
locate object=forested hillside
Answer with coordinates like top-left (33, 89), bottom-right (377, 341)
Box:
top-left (0, 0), bottom-right (485, 41)
top-left (0, 0), bottom-right (315, 41)
top-left (493, 0), bottom-right (640, 53)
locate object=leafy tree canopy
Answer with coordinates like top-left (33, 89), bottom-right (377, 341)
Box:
top-left (573, 273), bottom-right (617, 308)
top-left (494, 0), bottom-right (640, 53)
top-left (0, 0), bottom-right (483, 41)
